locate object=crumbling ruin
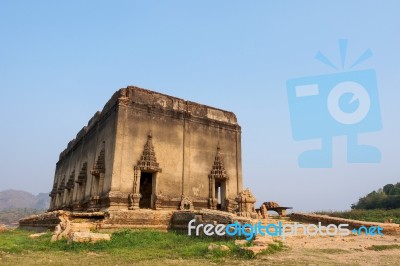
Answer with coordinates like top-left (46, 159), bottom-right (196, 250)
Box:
top-left (49, 87), bottom-right (243, 212)
top-left (262, 201), bottom-right (293, 217)
top-left (20, 86), bottom-right (259, 232)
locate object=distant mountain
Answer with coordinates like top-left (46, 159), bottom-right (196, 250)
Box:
top-left (0, 190), bottom-right (50, 211)
top-left (35, 193), bottom-right (51, 210)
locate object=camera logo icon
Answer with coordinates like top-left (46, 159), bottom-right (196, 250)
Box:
top-left (287, 40), bottom-right (382, 168)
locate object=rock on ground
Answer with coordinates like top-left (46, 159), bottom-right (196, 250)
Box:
top-left (240, 246), bottom-right (267, 256)
top-left (29, 232), bottom-right (47, 239)
top-left (70, 232), bottom-right (111, 243)
top-left (234, 240), bottom-right (248, 246)
top-left (208, 243), bottom-right (230, 251)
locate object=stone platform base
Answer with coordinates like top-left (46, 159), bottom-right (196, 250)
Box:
top-left (19, 211), bottom-right (104, 232)
top-left (171, 209), bottom-right (253, 231)
top-left (19, 209), bottom-right (254, 234)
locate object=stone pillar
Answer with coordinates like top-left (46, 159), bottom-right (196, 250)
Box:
top-left (151, 172), bottom-right (159, 209)
top-left (129, 167), bottom-right (142, 210)
top-left (209, 177), bottom-right (217, 210)
top-left (260, 204), bottom-right (268, 219)
top-left (154, 191), bottom-right (164, 210)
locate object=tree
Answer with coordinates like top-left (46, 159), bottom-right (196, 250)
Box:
top-left (383, 184), bottom-right (394, 195)
top-left (352, 182), bottom-right (400, 210)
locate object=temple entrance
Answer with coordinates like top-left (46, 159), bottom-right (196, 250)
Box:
top-left (215, 180), bottom-right (226, 210)
top-left (139, 172), bottom-right (153, 209)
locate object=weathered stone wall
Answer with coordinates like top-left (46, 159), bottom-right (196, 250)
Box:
top-left (19, 211), bottom-right (64, 230)
top-left (101, 210), bottom-right (174, 230)
top-left (112, 87), bottom-right (242, 210)
top-left (49, 96), bottom-right (119, 212)
top-left (171, 209), bottom-right (253, 231)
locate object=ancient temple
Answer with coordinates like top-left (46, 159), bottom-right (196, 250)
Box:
top-left (49, 87), bottom-right (243, 213)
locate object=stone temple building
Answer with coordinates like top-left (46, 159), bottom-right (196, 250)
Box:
top-left (49, 87), bottom-right (244, 213)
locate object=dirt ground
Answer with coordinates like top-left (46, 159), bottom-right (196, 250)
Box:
top-left (245, 217), bottom-right (400, 266)
top-left (254, 233), bottom-right (400, 265)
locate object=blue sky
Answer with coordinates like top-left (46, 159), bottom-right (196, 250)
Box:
top-left (1, 1), bottom-right (399, 211)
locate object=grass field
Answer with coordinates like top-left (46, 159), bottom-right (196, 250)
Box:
top-left (315, 209), bottom-right (400, 224)
top-left (0, 229), bottom-right (283, 265)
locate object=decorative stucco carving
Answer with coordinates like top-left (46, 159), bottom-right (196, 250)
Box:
top-left (179, 195), bottom-right (194, 210)
top-left (128, 193), bottom-right (141, 210)
top-left (209, 145), bottom-right (228, 180)
top-left (137, 132), bottom-right (161, 172)
top-left (66, 170), bottom-right (75, 190)
top-left (57, 175), bottom-right (66, 194)
top-left (128, 132), bottom-right (162, 210)
top-left (154, 191), bottom-right (165, 210)
top-left (76, 162), bottom-right (88, 184)
top-left (235, 188), bottom-right (258, 218)
top-left (208, 145), bottom-right (228, 210)
top-left (50, 183), bottom-right (58, 197)
top-left (91, 146), bottom-right (105, 177)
